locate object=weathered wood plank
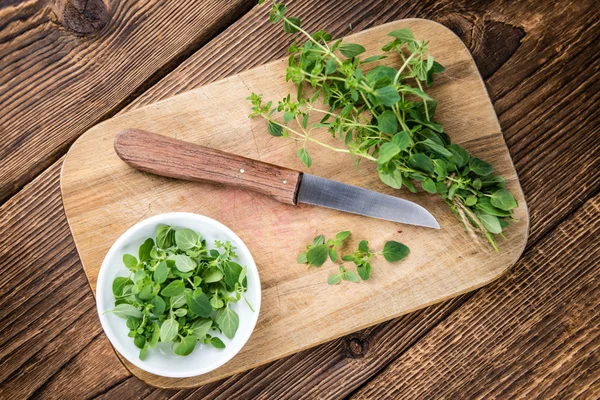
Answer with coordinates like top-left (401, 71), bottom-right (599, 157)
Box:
top-left (166, 296), bottom-right (470, 399)
top-left (0, 161), bottom-right (127, 400)
top-left (352, 193), bottom-right (600, 399)
top-left (0, 0), bottom-right (254, 205)
top-left (0, 0), bottom-right (598, 398)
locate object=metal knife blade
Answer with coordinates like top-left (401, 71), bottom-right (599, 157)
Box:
top-left (297, 174), bottom-right (440, 229)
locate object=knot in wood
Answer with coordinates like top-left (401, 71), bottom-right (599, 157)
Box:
top-left (58, 0), bottom-right (109, 35)
top-left (344, 336), bottom-right (368, 359)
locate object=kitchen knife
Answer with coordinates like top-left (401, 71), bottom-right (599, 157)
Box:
top-left (114, 129), bottom-right (439, 229)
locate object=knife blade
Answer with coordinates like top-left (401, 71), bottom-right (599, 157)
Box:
top-left (298, 174), bottom-right (439, 228)
top-left (114, 129), bottom-right (439, 229)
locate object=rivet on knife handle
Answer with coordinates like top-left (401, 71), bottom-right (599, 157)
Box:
top-left (114, 129), bottom-right (303, 205)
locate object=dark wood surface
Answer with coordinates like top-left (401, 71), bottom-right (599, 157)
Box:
top-left (114, 129), bottom-right (302, 205)
top-left (0, 0), bottom-right (598, 399)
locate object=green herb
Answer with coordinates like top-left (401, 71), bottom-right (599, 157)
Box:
top-left (105, 225), bottom-right (253, 359)
top-left (299, 231), bottom-right (410, 284)
top-left (381, 240), bottom-right (410, 262)
top-left (298, 231), bottom-right (351, 266)
top-left (250, 1), bottom-right (519, 250)
top-left (328, 266), bottom-right (360, 284)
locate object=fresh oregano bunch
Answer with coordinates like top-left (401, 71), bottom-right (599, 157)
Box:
top-left (106, 225), bottom-right (252, 359)
top-left (250, 0), bottom-right (519, 250)
top-left (298, 232), bottom-right (410, 284)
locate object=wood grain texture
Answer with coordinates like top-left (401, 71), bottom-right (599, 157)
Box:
top-left (353, 193), bottom-right (600, 399)
top-left (0, 161), bottom-right (128, 400)
top-left (114, 129), bottom-right (302, 205)
top-left (61, 18), bottom-right (529, 388)
top-left (0, 0), bottom-right (255, 205)
top-left (1, 0), bottom-right (599, 398)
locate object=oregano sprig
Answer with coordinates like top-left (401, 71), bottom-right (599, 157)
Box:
top-left (298, 231), bottom-right (410, 284)
top-left (250, 0), bottom-right (519, 250)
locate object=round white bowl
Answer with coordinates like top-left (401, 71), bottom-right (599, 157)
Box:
top-left (96, 212), bottom-right (261, 378)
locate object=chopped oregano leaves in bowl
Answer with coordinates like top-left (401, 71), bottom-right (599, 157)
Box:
top-left (96, 212), bottom-right (260, 378)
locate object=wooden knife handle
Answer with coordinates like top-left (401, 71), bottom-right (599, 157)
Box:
top-left (114, 128), bottom-right (302, 205)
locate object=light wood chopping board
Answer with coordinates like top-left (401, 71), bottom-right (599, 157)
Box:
top-left (61, 18), bottom-right (529, 388)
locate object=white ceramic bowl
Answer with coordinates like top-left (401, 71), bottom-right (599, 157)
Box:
top-left (96, 212), bottom-right (261, 378)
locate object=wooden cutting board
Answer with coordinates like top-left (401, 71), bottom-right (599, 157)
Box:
top-left (61, 18), bottom-right (529, 388)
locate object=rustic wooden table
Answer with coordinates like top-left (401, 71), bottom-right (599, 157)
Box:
top-left (1, 0), bottom-right (598, 399)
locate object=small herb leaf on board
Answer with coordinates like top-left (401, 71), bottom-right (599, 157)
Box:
top-left (297, 147), bottom-right (312, 167)
top-left (328, 273), bottom-right (342, 285)
top-left (307, 244), bottom-right (329, 267)
top-left (382, 241), bottom-right (410, 262)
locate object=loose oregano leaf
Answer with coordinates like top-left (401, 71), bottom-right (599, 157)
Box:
top-left (190, 319), bottom-right (213, 338)
top-left (174, 254), bottom-right (196, 272)
top-left (357, 263), bottom-right (372, 280)
top-left (341, 269), bottom-right (360, 283)
top-left (112, 277), bottom-right (131, 296)
top-left (153, 261), bottom-right (169, 284)
top-left (161, 280), bottom-right (185, 297)
top-left (297, 251), bottom-right (308, 263)
top-left (382, 241), bottom-right (410, 262)
top-left (297, 147), bottom-right (312, 167)
top-left (174, 229), bottom-right (199, 251)
top-left (306, 244), bottom-right (329, 267)
top-left (328, 273), bottom-right (342, 285)
top-left (149, 295), bottom-right (166, 317)
top-left (335, 231), bottom-right (351, 243)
